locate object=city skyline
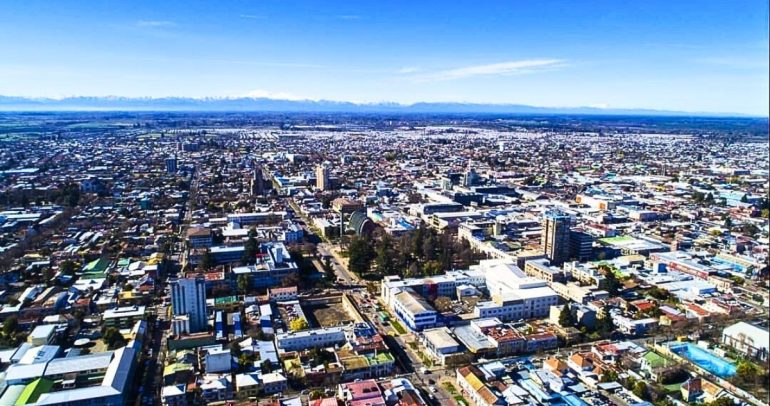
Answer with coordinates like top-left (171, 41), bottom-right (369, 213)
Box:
top-left (1, 0), bottom-right (768, 115)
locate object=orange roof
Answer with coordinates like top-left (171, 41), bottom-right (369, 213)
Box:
top-left (570, 353), bottom-right (592, 368)
top-left (544, 357), bottom-right (568, 373)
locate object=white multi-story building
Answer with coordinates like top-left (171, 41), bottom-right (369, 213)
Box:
top-left (380, 270), bottom-right (484, 306)
top-left (391, 289), bottom-right (438, 331)
top-left (203, 345), bottom-right (233, 373)
top-left (232, 242), bottom-right (298, 289)
top-left (472, 259), bottom-right (559, 321)
top-left (275, 327), bottom-right (346, 352)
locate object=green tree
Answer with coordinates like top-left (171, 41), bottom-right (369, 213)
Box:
top-left (289, 318), bottom-right (308, 331)
top-left (322, 257), bottom-right (334, 274)
top-left (597, 306), bottom-right (615, 336)
top-left (423, 260), bottom-right (442, 276)
top-left (102, 327), bottom-right (126, 349)
top-left (237, 274), bottom-right (250, 294)
top-left (422, 234), bottom-right (437, 261)
top-left (433, 296), bottom-right (453, 313)
top-left (559, 303), bottom-right (576, 327)
top-left (199, 250), bottom-right (215, 271)
top-left (601, 266), bottom-right (622, 295)
top-left (600, 370), bottom-right (618, 382)
top-left (59, 260), bottom-right (77, 276)
top-left (242, 230), bottom-right (258, 264)
top-left (706, 397), bottom-right (735, 406)
top-left (2, 316), bottom-right (19, 336)
top-left (374, 236), bottom-right (396, 276)
top-left (348, 236), bottom-right (374, 275)
top-left (735, 360), bottom-right (759, 382)
top-left (633, 381), bottom-right (649, 401)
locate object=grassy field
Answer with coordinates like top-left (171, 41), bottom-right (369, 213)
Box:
top-left (391, 319), bottom-right (407, 335)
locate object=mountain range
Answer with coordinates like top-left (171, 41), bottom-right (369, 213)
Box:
top-left (0, 95), bottom-right (750, 116)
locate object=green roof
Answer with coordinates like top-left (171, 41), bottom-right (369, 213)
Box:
top-left (598, 235), bottom-right (636, 244)
top-left (643, 351), bottom-right (667, 369)
top-left (164, 362), bottom-right (193, 376)
top-left (214, 296), bottom-right (237, 305)
top-left (16, 378), bottom-right (53, 405)
top-left (365, 351), bottom-right (394, 365)
top-left (82, 257), bottom-right (109, 275)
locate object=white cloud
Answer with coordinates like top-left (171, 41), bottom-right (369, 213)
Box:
top-left (413, 59), bottom-right (566, 82)
top-left (241, 89), bottom-right (309, 101)
top-left (587, 103), bottom-right (609, 109)
top-left (239, 14), bottom-right (266, 20)
top-left (136, 20), bottom-right (176, 28)
top-left (396, 66), bottom-right (422, 74)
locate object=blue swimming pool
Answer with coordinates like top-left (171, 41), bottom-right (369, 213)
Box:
top-left (670, 343), bottom-right (736, 378)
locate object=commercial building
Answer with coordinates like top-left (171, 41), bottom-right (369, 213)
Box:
top-left (275, 327), bottom-right (346, 352)
top-left (102, 305), bottom-right (146, 328)
top-left (473, 260), bottom-right (559, 321)
top-left (232, 242), bottom-right (298, 289)
top-left (569, 229), bottom-right (593, 261)
top-left (391, 290), bottom-right (438, 332)
top-left (523, 259), bottom-right (566, 284)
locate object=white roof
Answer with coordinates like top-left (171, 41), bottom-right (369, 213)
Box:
top-left (103, 305), bottom-right (145, 319)
top-left (17, 345), bottom-right (59, 365)
top-left (29, 324), bottom-right (56, 339)
top-left (723, 322), bottom-right (769, 350)
top-left (4, 363), bottom-right (47, 382)
top-left (261, 372), bottom-right (286, 384)
top-left (161, 384), bottom-right (187, 398)
top-left (234, 373), bottom-right (260, 388)
top-left (44, 351), bottom-right (113, 376)
top-left (423, 328), bottom-right (460, 349)
top-left (0, 385), bottom-right (26, 405)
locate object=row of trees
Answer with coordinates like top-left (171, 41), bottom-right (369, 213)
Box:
top-left (347, 223), bottom-right (483, 278)
top-left (557, 303), bottom-right (616, 340)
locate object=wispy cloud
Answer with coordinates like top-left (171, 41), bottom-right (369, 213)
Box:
top-left (241, 89), bottom-right (309, 101)
top-left (696, 56), bottom-right (768, 69)
top-left (239, 14), bottom-right (266, 20)
top-left (136, 20), bottom-right (177, 28)
top-left (412, 59), bottom-right (566, 82)
top-left (396, 66), bottom-right (422, 74)
top-left (336, 15), bottom-right (361, 20)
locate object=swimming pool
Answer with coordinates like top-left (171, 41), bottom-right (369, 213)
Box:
top-left (670, 343), bottom-right (736, 378)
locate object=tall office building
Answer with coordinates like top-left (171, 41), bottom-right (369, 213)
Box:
top-left (463, 160), bottom-right (480, 187)
top-left (251, 163), bottom-right (265, 196)
top-left (569, 229), bottom-right (594, 261)
top-left (316, 163), bottom-right (330, 191)
top-left (541, 211), bottom-right (571, 265)
top-left (165, 156), bottom-right (178, 173)
top-left (171, 276), bottom-right (207, 333)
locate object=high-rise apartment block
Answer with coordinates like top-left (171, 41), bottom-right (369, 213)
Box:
top-left (541, 211), bottom-right (571, 265)
top-left (171, 276), bottom-right (207, 333)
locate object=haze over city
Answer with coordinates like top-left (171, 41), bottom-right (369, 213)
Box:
top-left (1, 0), bottom-right (769, 115)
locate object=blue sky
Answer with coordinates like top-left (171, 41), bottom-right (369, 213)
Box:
top-left (1, 0), bottom-right (768, 115)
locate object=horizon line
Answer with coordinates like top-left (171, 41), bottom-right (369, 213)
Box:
top-left (0, 94), bottom-right (765, 118)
